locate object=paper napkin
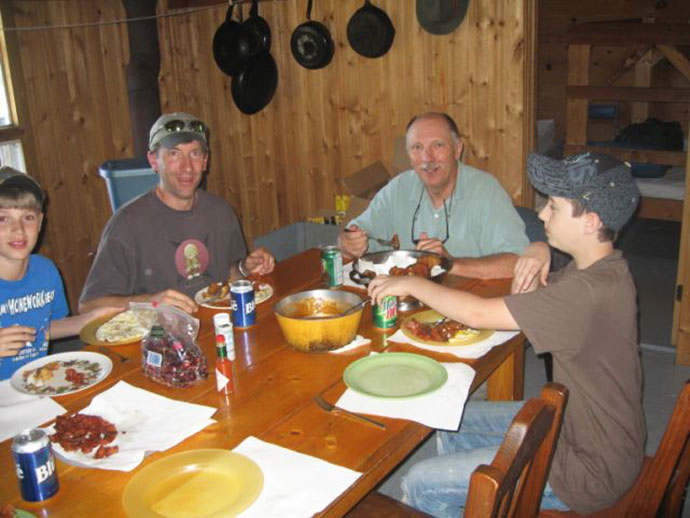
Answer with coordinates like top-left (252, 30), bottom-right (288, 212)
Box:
top-left (0, 380), bottom-right (66, 442)
top-left (388, 329), bottom-right (520, 359)
top-left (234, 436), bottom-right (361, 518)
top-left (337, 359), bottom-right (476, 430)
top-left (44, 381), bottom-right (216, 471)
top-left (329, 335), bottom-right (371, 354)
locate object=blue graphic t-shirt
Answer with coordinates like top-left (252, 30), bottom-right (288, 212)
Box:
top-left (0, 255), bottom-right (69, 381)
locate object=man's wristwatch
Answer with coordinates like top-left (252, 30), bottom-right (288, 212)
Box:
top-left (238, 259), bottom-right (249, 277)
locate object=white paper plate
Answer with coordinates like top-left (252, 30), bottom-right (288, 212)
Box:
top-left (11, 351), bottom-right (112, 397)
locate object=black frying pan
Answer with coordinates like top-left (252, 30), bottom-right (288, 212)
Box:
top-left (243, 0), bottom-right (271, 58)
top-left (213, 4), bottom-right (250, 76)
top-left (347, 0), bottom-right (395, 59)
top-left (291, 0), bottom-right (334, 70)
top-left (231, 52), bottom-right (278, 115)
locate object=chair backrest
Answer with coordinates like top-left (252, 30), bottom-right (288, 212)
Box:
top-left (631, 379), bottom-right (690, 517)
top-left (465, 382), bottom-right (569, 518)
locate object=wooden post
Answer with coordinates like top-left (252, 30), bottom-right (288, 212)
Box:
top-left (122, 0), bottom-right (160, 158)
top-left (565, 44), bottom-right (591, 150)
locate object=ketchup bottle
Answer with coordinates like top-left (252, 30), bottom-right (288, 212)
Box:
top-left (215, 334), bottom-right (234, 394)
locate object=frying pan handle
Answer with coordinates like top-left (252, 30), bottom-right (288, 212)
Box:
top-left (306, 0), bottom-right (313, 21)
top-left (250, 0), bottom-right (258, 19)
top-left (225, 3), bottom-right (234, 23)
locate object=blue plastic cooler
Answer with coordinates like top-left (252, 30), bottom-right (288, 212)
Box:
top-left (98, 158), bottom-right (158, 211)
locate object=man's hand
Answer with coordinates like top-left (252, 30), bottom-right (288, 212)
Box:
top-left (511, 242), bottom-right (551, 294)
top-left (0, 325), bottom-right (34, 358)
top-left (414, 232), bottom-right (450, 257)
top-left (338, 225), bottom-right (368, 258)
top-left (243, 247), bottom-right (275, 276)
top-left (150, 289), bottom-right (198, 314)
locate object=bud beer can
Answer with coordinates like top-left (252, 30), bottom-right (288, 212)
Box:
top-left (321, 246), bottom-right (343, 288)
top-left (373, 296), bottom-right (397, 329)
top-left (12, 428), bottom-right (59, 502)
top-left (231, 280), bottom-right (256, 328)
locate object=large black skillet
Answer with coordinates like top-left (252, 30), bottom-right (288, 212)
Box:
top-left (347, 0), bottom-right (395, 59)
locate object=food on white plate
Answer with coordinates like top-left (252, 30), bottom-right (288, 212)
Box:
top-left (50, 413), bottom-right (119, 459)
top-left (96, 310), bottom-right (147, 343)
top-left (362, 254), bottom-right (443, 279)
top-left (202, 276), bottom-right (273, 305)
top-left (404, 317), bottom-right (481, 343)
top-left (23, 361), bottom-right (60, 387)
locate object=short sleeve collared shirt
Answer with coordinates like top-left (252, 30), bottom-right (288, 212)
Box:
top-left (351, 163), bottom-right (529, 257)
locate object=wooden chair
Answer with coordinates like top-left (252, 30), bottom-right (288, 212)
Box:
top-left (345, 382), bottom-right (569, 518)
top-left (540, 379), bottom-right (690, 518)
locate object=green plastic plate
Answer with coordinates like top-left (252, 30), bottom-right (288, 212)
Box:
top-left (343, 352), bottom-right (448, 399)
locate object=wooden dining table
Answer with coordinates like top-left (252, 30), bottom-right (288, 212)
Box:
top-left (0, 248), bottom-right (524, 517)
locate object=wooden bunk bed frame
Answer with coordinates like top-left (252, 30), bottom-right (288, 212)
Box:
top-left (564, 21), bottom-right (690, 222)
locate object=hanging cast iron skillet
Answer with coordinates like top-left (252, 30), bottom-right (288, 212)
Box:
top-left (243, 0), bottom-right (271, 58)
top-left (347, 0), bottom-right (395, 59)
top-left (213, 4), bottom-right (250, 77)
top-left (232, 52), bottom-right (278, 115)
top-left (290, 0), bottom-right (335, 70)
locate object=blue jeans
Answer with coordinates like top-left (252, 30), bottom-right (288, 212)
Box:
top-left (401, 401), bottom-right (569, 518)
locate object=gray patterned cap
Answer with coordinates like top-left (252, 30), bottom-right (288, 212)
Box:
top-left (528, 152), bottom-right (639, 231)
top-left (149, 112), bottom-right (208, 151)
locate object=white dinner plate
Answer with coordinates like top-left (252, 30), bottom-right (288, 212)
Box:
top-left (194, 282), bottom-right (274, 310)
top-left (10, 351), bottom-right (112, 397)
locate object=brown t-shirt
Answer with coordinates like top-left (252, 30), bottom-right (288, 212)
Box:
top-left (80, 189), bottom-right (247, 301)
top-left (505, 251), bottom-right (645, 513)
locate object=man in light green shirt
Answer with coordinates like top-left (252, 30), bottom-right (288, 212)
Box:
top-left (339, 112), bottom-right (529, 278)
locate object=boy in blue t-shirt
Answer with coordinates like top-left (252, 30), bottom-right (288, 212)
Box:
top-left (0, 167), bottom-right (113, 381)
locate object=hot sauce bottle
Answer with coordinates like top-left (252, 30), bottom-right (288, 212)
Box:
top-left (215, 334), bottom-right (234, 395)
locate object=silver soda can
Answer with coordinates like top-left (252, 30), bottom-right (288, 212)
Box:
top-left (213, 312), bottom-right (235, 361)
top-left (231, 280), bottom-right (256, 328)
top-left (12, 428), bottom-right (59, 502)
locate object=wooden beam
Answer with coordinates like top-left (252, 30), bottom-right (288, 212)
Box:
top-left (606, 45), bottom-right (652, 86)
top-left (564, 144), bottom-right (686, 167)
top-left (567, 86), bottom-right (690, 103)
top-left (631, 50), bottom-right (654, 123)
top-left (566, 45), bottom-right (590, 146)
top-left (657, 45), bottom-right (690, 84)
top-left (567, 23), bottom-right (690, 46)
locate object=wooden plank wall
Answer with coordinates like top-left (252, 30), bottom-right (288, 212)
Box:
top-left (6, 0), bottom-right (532, 311)
top-left (538, 0), bottom-right (690, 140)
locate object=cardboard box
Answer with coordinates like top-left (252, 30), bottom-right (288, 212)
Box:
top-left (311, 136), bottom-right (411, 226)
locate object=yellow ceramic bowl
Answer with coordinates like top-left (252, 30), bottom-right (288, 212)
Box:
top-left (273, 289), bottom-right (364, 352)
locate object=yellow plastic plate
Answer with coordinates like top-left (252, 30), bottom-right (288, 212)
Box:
top-left (401, 310), bottom-right (494, 346)
top-left (79, 314), bottom-right (144, 347)
top-left (122, 449), bottom-right (263, 518)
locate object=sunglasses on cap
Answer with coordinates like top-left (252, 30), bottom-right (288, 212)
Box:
top-left (162, 119), bottom-right (206, 134)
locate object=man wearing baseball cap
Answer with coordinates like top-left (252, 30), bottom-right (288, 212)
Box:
top-left (367, 152), bottom-right (645, 515)
top-left (80, 112), bottom-right (274, 314)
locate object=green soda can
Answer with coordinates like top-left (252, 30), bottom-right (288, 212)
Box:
top-left (321, 246), bottom-right (344, 288)
top-left (373, 296), bottom-right (398, 329)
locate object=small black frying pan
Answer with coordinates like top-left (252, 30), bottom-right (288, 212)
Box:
top-left (212, 4), bottom-right (250, 77)
top-left (291, 0), bottom-right (335, 70)
top-left (347, 0), bottom-right (395, 59)
top-left (243, 0), bottom-right (271, 58)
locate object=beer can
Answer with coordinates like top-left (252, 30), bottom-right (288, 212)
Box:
top-left (213, 312), bottom-right (236, 361)
top-left (321, 246), bottom-right (343, 288)
top-left (231, 280), bottom-right (256, 328)
top-left (373, 296), bottom-right (398, 329)
top-left (12, 428), bottom-right (59, 502)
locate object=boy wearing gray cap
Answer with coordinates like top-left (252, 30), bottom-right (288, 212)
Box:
top-left (368, 152), bottom-right (645, 515)
top-left (80, 112), bottom-right (274, 314)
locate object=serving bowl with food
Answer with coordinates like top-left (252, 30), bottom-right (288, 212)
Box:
top-left (273, 289), bottom-right (365, 352)
top-left (350, 250), bottom-right (452, 311)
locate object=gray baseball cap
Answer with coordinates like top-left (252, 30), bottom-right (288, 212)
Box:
top-left (0, 166), bottom-right (44, 204)
top-left (149, 112), bottom-right (208, 151)
top-left (528, 152), bottom-right (640, 231)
